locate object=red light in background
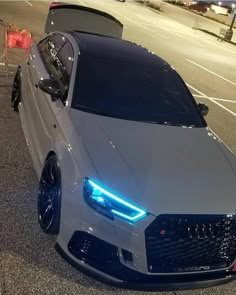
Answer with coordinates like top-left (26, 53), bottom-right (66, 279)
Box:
top-left (7, 32), bottom-right (33, 49)
top-left (233, 264), bottom-right (236, 272)
top-left (50, 3), bottom-right (62, 8)
top-left (160, 230), bottom-right (166, 235)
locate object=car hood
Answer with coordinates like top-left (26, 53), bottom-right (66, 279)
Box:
top-left (70, 109), bottom-right (236, 216)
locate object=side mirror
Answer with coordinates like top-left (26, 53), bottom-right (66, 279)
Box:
top-left (38, 79), bottom-right (63, 102)
top-left (198, 102), bottom-right (209, 117)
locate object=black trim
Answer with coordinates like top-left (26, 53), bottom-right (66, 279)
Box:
top-left (177, 72), bottom-right (207, 127)
top-left (55, 241), bottom-right (236, 291)
top-left (145, 214), bottom-right (236, 273)
top-left (49, 3), bottom-right (123, 28)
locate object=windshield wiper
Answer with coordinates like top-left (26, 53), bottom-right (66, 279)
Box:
top-left (162, 121), bottom-right (195, 127)
top-left (141, 120), bottom-right (195, 127)
top-left (77, 105), bottom-right (111, 117)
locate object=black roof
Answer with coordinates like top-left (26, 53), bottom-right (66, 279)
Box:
top-left (72, 32), bottom-right (171, 70)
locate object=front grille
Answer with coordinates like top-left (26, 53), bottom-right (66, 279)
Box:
top-left (145, 215), bottom-right (236, 273)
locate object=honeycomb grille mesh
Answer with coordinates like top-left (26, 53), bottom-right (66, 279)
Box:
top-left (145, 215), bottom-right (236, 273)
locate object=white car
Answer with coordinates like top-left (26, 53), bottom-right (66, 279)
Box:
top-left (11, 2), bottom-right (236, 291)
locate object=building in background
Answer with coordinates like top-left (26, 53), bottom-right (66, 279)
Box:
top-left (210, 3), bottom-right (229, 14)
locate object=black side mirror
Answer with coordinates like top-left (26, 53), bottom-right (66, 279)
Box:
top-left (38, 79), bottom-right (63, 102)
top-left (198, 102), bottom-right (209, 117)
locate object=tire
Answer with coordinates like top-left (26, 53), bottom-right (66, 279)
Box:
top-left (38, 154), bottom-right (61, 235)
top-left (11, 68), bottom-right (21, 112)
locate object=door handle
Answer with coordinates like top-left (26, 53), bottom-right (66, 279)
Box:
top-left (35, 84), bottom-right (38, 89)
top-left (27, 61), bottom-right (30, 66)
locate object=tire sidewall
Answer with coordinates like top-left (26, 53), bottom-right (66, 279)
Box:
top-left (11, 69), bottom-right (21, 111)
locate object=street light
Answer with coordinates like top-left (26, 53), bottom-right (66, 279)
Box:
top-left (232, 4), bottom-right (236, 14)
top-left (218, 1), bottom-right (222, 6)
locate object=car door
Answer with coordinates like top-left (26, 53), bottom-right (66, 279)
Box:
top-left (23, 39), bottom-right (55, 173)
top-left (25, 33), bottom-right (74, 171)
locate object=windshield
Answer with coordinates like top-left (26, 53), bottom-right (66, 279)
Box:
top-left (72, 57), bottom-right (205, 127)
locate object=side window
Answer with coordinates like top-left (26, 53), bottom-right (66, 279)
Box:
top-left (56, 42), bottom-right (74, 90)
top-left (38, 34), bottom-right (65, 69)
top-left (38, 34), bottom-right (74, 103)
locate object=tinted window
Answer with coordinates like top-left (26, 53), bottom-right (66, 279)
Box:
top-left (38, 34), bottom-right (66, 70)
top-left (72, 57), bottom-right (205, 127)
top-left (56, 42), bottom-right (74, 87)
top-left (38, 35), bottom-right (73, 101)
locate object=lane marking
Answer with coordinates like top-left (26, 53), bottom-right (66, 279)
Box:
top-left (172, 32), bottom-right (205, 47)
top-left (136, 4), bottom-right (236, 56)
top-left (0, 62), bottom-right (18, 68)
top-left (187, 83), bottom-right (236, 117)
top-left (108, 8), bottom-right (169, 39)
top-left (25, 0), bottom-right (33, 6)
top-left (138, 11), bottom-right (236, 56)
top-left (78, 0), bottom-right (86, 5)
top-left (137, 14), bottom-right (161, 22)
top-left (137, 14), bottom-right (204, 47)
top-left (193, 95), bottom-right (236, 104)
top-left (159, 27), bottom-right (205, 47)
top-left (200, 38), bottom-right (236, 57)
top-left (186, 59), bottom-right (236, 87)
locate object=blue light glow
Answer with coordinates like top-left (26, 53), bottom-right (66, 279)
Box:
top-left (92, 188), bottom-right (103, 196)
top-left (88, 179), bottom-right (147, 222)
top-left (92, 196), bottom-right (106, 204)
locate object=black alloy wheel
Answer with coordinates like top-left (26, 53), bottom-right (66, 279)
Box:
top-left (11, 69), bottom-right (21, 112)
top-left (38, 154), bottom-right (61, 234)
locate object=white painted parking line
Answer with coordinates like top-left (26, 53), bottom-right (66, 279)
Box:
top-left (187, 59), bottom-right (236, 87)
top-left (193, 94), bottom-right (236, 104)
top-left (172, 32), bottom-right (205, 47)
top-left (139, 10), bottom-right (236, 56)
top-left (0, 62), bottom-right (18, 68)
top-left (25, 0), bottom-right (33, 6)
top-left (137, 14), bottom-right (161, 23)
top-left (78, 0), bottom-right (86, 5)
top-left (108, 8), bottom-right (169, 39)
top-left (136, 14), bottom-right (204, 47)
top-left (201, 38), bottom-right (236, 57)
top-left (188, 83), bottom-right (236, 117)
top-left (160, 27), bottom-right (205, 47)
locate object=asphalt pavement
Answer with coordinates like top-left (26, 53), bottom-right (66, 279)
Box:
top-left (0, 0), bottom-right (236, 294)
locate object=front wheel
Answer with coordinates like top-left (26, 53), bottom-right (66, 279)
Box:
top-left (38, 154), bottom-right (61, 235)
top-left (11, 68), bottom-right (21, 112)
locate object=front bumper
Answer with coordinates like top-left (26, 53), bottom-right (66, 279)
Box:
top-left (55, 236), bottom-right (236, 291)
top-left (58, 187), bottom-right (236, 290)
top-left (56, 232), bottom-right (236, 291)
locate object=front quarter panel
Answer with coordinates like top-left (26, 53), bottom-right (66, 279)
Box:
top-left (55, 107), bottom-right (156, 274)
top-left (54, 107), bottom-right (100, 247)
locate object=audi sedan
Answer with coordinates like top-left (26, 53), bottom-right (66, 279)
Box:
top-left (11, 3), bottom-right (236, 291)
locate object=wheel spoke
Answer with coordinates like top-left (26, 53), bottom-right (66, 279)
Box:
top-left (40, 176), bottom-right (53, 188)
top-left (42, 203), bottom-right (54, 226)
top-left (38, 156), bottom-right (60, 233)
top-left (40, 199), bottom-right (51, 211)
top-left (49, 160), bottom-right (55, 184)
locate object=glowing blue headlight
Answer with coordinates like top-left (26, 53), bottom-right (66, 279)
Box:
top-left (83, 178), bottom-right (147, 222)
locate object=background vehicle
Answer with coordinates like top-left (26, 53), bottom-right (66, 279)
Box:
top-left (189, 3), bottom-right (207, 13)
